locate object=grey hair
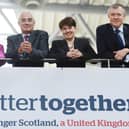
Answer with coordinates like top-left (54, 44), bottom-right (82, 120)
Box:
top-left (107, 3), bottom-right (126, 16)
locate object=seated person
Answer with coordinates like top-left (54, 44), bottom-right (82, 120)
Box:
top-left (6, 11), bottom-right (49, 67)
top-left (49, 17), bottom-right (96, 67)
top-left (96, 3), bottom-right (129, 67)
top-left (0, 44), bottom-right (5, 66)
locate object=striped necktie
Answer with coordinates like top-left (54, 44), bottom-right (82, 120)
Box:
top-left (115, 29), bottom-right (124, 49)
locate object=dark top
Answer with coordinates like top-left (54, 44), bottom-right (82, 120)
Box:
top-left (6, 30), bottom-right (49, 67)
top-left (49, 37), bottom-right (97, 67)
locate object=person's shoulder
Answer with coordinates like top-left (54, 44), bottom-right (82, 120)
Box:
top-left (97, 23), bottom-right (110, 30)
top-left (123, 23), bottom-right (129, 26)
top-left (123, 23), bottom-right (129, 28)
top-left (75, 37), bottom-right (90, 43)
top-left (96, 23), bottom-right (111, 34)
top-left (52, 39), bottom-right (64, 44)
top-left (32, 30), bottom-right (48, 36)
top-left (7, 34), bottom-right (21, 40)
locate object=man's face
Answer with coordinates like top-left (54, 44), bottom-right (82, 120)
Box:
top-left (61, 25), bottom-right (76, 41)
top-left (108, 7), bottom-right (125, 28)
top-left (18, 12), bottom-right (35, 34)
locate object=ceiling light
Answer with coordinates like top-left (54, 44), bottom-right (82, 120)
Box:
top-left (25, 0), bottom-right (40, 9)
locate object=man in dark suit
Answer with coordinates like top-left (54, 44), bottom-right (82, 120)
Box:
top-left (6, 11), bottom-right (49, 67)
top-left (96, 3), bottom-right (129, 67)
top-left (49, 17), bottom-right (96, 67)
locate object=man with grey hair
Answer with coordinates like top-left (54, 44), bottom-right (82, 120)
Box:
top-left (6, 11), bottom-right (49, 67)
top-left (96, 3), bottom-right (129, 67)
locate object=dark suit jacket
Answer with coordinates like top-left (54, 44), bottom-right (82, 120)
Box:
top-left (96, 23), bottom-right (129, 67)
top-left (6, 30), bottom-right (49, 67)
top-left (49, 37), bottom-right (96, 67)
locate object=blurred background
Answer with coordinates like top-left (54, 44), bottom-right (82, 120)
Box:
top-left (0, 0), bottom-right (129, 53)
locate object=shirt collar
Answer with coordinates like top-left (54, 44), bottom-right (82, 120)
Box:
top-left (23, 33), bottom-right (30, 37)
top-left (113, 25), bottom-right (123, 33)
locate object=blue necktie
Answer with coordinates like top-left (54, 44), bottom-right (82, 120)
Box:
top-left (115, 29), bottom-right (124, 49)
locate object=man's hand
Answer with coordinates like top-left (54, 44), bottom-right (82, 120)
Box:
top-left (18, 41), bottom-right (32, 54)
top-left (113, 48), bottom-right (129, 60)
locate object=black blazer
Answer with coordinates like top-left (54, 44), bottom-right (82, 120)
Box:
top-left (49, 37), bottom-right (96, 67)
top-left (6, 30), bottom-right (49, 67)
top-left (96, 23), bottom-right (129, 59)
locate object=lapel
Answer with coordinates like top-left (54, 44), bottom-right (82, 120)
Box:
top-left (107, 24), bottom-right (119, 47)
top-left (108, 24), bottom-right (116, 39)
top-left (123, 25), bottom-right (129, 46)
top-left (74, 38), bottom-right (78, 49)
top-left (63, 39), bottom-right (69, 51)
top-left (16, 34), bottom-right (24, 47)
top-left (18, 34), bottom-right (23, 42)
top-left (29, 31), bottom-right (36, 44)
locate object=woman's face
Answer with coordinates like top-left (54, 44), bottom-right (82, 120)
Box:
top-left (61, 25), bottom-right (76, 41)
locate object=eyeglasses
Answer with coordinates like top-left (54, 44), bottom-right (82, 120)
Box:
top-left (20, 18), bottom-right (33, 23)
